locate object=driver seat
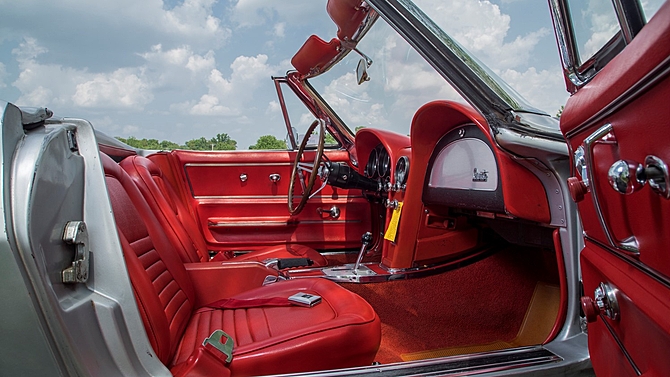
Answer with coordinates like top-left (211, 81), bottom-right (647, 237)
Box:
top-left (119, 154), bottom-right (328, 267)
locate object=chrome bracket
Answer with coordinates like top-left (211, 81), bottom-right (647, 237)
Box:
top-left (61, 221), bottom-right (90, 284)
top-left (594, 282), bottom-right (620, 321)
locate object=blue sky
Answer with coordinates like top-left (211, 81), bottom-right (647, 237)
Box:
top-left (0, 0), bottom-right (572, 149)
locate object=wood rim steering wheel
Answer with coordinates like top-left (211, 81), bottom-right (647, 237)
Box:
top-left (288, 119), bottom-right (326, 215)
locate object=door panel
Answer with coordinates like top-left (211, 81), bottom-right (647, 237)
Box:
top-left (560, 3), bottom-right (670, 375)
top-left (169, 149), bottom-right (371, 251)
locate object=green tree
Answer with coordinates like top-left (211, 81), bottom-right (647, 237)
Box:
top-left (184, 133), bottom-right (237, 150)
top-left (249, 135), bottom-right (287, 150)
top-left (324, 133), bottom-right (337, 145)
top-left (355, 126), bottom-right (366, 132)
top-left (117, 136), bottom-right (180, 150)
top-left (556, 105), bottom-right (564, 119)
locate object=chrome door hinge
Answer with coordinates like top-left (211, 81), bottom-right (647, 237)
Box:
top-left (61, 221), bottom-right (90, 284)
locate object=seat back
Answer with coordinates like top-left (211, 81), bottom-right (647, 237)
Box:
top-left (103, 153), bottom-right (195, 364)
top-left (121, 155), bottom-right (210, 263)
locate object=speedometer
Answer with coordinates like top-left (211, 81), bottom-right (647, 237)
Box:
top-left (365, 148), bottom-right (378, 178)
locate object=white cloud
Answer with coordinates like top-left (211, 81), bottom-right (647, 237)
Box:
top-left (273, 22), bottom-right (286, 38)
top-left (184, 54), bottom-right (277, 116)
top-left (414, 0), bottom-right (548, 70)
top-left (500, 67), bottom-right (569, 116)
top-left (73, 69), bottom-right (153, 110)
top-left (231, 0), bottom-right (322, 27)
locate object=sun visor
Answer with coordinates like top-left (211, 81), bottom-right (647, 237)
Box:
top-left (291, 35), bottom-right (341, 76)
top-left (327, 0), bottom-right (367, 41)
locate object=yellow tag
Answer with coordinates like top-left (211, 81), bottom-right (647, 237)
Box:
top-left (384, 202), bottom-right (403, 242)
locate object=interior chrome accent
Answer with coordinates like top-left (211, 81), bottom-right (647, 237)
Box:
top-left (574, 146), bottom-right (589, 187)
top-left (582, 282), bottom-right (620, 323)
top-left (317, 205), bottom-right (341, 219)
top-left (269, 173), bottom-right (281, 183)
top-left (239, 173), bottom-right (248, 182)
top-left (394, 156), bottom-right (409, 190)
top-left (608, 156), bottom-right (668, 198)
top-left (645, 155), bottom-right (669, 199)
top-left (61, 221), bottom-right (90, 284)
top-left (353, 232), bottom-right (373, 274)
top-left (583, 123), bottom-right (639, 255)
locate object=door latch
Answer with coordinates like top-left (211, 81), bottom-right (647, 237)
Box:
top-left (61, 221), bottom-right (90, 284)
top-left (608, 155), bottom-right (669, 199)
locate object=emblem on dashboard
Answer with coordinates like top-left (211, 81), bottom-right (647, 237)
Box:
top-left (472, 168), bottom-right (489, 182)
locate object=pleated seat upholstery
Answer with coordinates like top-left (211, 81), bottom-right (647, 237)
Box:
top-left (119, 154), bottom-right (328, 267)
top-left (102, 153), bottom-right (381, 375)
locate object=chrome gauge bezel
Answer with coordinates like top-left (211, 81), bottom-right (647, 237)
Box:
top-left (365, 148), bottom-right (379, 178)
top-left (394, 156), bottom-right (409, 188)
top-left (378, 148), bottom-right (391, 178)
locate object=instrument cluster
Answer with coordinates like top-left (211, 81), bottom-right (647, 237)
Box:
top-left (365, 144), bottom-right (390, 180)
top-left (364, 144), bottom-right (410, 192)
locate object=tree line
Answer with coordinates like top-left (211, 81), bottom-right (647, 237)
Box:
top-left (116, 133), bottom-right (287, 151)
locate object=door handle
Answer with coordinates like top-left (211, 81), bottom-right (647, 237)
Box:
top-left (317, 206), bottom-right (340, 219)
top-left (608, 155), bottom-right (669, 199)
top-left (269, 173), bottom-right (281, 183)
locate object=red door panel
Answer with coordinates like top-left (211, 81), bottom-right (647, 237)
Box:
top-left (169, 149), bottom-right (370, 251)
top-left (560, 3), bottom-right (670, 375)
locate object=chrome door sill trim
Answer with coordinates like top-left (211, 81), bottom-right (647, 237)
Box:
top-left (209, 220), bottom-right (362, 228)
top-left (269, 346), bottom-right (562, 377)
top-left (193, 195), bottom-right (364, 200)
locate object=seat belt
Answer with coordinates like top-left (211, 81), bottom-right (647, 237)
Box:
top-left (198, 292), bottom-right (322, 311)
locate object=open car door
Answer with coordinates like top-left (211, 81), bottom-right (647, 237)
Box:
top-left (555, 1), bottom-right (670, 375)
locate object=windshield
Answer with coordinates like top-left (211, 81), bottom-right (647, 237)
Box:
top-left (310, 20), bottom-right (456, 136)
top-left (307, 0), bottom-right (566, 137)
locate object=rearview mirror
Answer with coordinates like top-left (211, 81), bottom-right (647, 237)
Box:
top-left (356, 58), bottom-right (370, 85)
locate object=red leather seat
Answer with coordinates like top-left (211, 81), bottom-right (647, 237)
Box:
top-left (119, 154), bottom-right (328, 267)
top-left (102, 153), bottom-right (381, 375)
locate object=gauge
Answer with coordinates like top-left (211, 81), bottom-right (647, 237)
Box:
top-left (365, 148), bottom-right (378, 178)
top-left (394, 156), bottom-right (409, 189)
top-left (378, 148), bottom-right (390, 178)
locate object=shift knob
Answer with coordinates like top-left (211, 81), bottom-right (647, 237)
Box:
top-left (361, 232), bottom-right (373, 246)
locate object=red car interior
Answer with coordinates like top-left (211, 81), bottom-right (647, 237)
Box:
top-left (561, 2), bottom-right (670, 375)
top-left (119, 154), bottom-right (328, 266)
top-left (101, 153), bottom-right (381, 375)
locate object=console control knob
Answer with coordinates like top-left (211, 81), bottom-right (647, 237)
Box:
top-left (361, 232), bottom-right (373, 246)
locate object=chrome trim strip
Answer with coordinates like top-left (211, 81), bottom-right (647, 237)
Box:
top-left (208, 220), bottom-right (361, 228)
top-left (194, 195), bottom-right (364, 200)
top-left (185, 162), bottom-right (293, 167)
top-left (583, 123), bottom-right (639, 255)
top-left (601, 314), bottom-right (642, 375)
top-left (585, 235), bottom-right (670, 290)
top-left (278, 346), bottom-right (561, 377)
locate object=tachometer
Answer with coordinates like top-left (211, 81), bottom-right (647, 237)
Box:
top-left (378, 148), bottom-right (390, 178)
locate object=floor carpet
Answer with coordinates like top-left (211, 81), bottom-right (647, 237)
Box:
top-left (343, 247), bottom-right (559, 364)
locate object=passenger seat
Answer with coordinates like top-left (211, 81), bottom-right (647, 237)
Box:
top-left (102, 153), bottom-right (381, 375)
top-left (119, 154), bottom-right (328, 267)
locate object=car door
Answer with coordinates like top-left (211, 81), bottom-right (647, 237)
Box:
top-left (163, 147), bottom-right (370, 253)
top-left (557, 1), bottom-right (670, 375)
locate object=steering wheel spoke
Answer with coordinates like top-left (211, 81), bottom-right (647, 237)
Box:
top-left (288, 119), bottom-right (327, 215)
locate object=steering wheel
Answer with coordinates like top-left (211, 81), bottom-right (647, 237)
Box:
top-left (288, 119), bottom-right (328, 215)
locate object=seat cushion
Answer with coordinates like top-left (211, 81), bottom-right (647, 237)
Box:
top-left (171, 278), bottom-right (381, 376)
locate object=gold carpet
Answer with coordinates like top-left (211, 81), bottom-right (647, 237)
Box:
top-left (400, 282), bottom-right (560, 361)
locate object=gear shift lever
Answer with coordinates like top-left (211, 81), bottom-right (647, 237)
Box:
top-left (353, 232), bottom-right (373, 274)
